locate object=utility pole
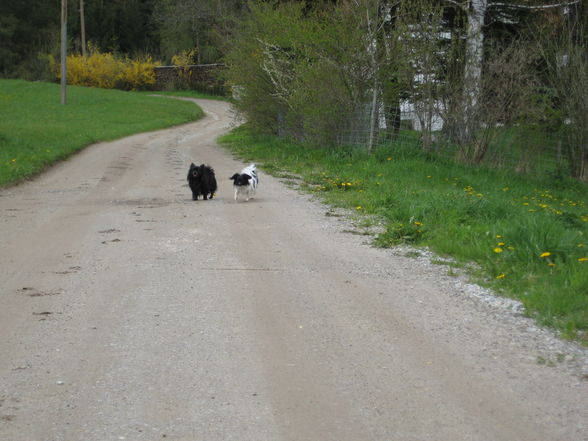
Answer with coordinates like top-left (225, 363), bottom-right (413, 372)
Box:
top-left (80, 0), bottom-right (87, 57)
top-left (60, 0), bottom-right (68, 105)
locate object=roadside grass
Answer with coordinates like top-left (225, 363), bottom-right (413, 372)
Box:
top-left (220, 125), bottom-right (588, 343)
top-left (0, 79), bottom-right (203, 187)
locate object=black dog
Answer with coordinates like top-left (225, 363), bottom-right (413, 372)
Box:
top-left (187, 163), bottom-right (217, 200)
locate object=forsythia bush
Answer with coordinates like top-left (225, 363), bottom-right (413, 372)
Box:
top-left (168, 49), bottom-right (198, 90)
top-left (117, 57), bottom-right (160, 90)
top-left (50, 50), bottom-right (160, 90)
top-left (171, 48), bottom-right (198, 67)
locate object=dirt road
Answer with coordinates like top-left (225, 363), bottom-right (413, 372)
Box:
top-left (1, 99), bottom-right (586, 441)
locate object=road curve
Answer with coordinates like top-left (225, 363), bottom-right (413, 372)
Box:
top-left (0, 99), bottom-right (586, 441)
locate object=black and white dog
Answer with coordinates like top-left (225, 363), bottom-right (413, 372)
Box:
top-left (230, 164), bottom-right (258, 202)
top-left (187, 163), bottom-right (217, 200)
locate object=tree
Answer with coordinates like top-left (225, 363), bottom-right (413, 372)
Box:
top-left (443, 0), bottom-right (581, 146)
top-left (393, 0), bottom-right (447, 151)
top-left (154, 0), bottom-right (243, 63)
top-left (537, 3), bottom-right (588, 180)
top-left (0, 0), bottom-right (59, 78)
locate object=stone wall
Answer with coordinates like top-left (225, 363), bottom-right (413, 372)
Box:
top-left (154, 64), bottom-right (226, 94)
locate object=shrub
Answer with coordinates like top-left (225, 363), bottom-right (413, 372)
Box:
top-left (50, 49), bottom-right (160, 91)
top-left (117, 57), bottom-right (160, 91)
top-left (168, 49), bottom-right (197, 90)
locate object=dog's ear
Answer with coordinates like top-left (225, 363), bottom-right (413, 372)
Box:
top-left (230, 174), bottom-right (239, 181)
top-left (242, 174), bottom-right (252, 181)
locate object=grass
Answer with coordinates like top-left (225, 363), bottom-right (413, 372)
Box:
top-left (0, 79), bottom-right (204, 186)
top-left (220, 125), bottom-right (588, 344)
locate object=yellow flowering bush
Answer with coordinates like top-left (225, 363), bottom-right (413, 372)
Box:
top-left (171, 49), bottom-right (198, 67)
top-left (169, 49), bottom-right (198, 90)
top-left (50, 49), bottom-right (160, 91)
top-left (117, 57), bottom-right (160, 90)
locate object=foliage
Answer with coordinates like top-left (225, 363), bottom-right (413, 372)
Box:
top-left (0, 79), bottom-right (203, 186)
top-left (392, 0), bottom-right (447, 151)
top-left (224, 0), bottom-right (394, 146)
top-left (0, 0), bottom-right (159, 78)
top-left (537, 9), bottom-right (588, 181)
top-left (451, 40), bottom-right (542, 165)
top-left (166, 49), bottom-right (200, 90)
top-left (49, 49), bottom-right (161, 91)
top-left (154, 0), bottom-right (243, 64)
top-left (220, 124), bottom-right (588, 342)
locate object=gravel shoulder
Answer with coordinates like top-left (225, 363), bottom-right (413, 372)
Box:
top-left (0, 99), bottom-right (586, 441)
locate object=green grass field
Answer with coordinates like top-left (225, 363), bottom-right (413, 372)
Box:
top-left (220, 125), bottom-right (588, 343)
top-left (0, 79), bottom-right (203, 186)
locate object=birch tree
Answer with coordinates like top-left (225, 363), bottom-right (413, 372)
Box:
top-left (444, 0), bottom-right (581, 145)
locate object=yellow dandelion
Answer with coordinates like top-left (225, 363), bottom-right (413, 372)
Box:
top-left (496, 274), bottom-right (506, 279)
top-left (414, 221), bottom-right (423, 226)
top-left (494, 248), bottom-right (503, 253)
top-left (540, 252), bottom-right (551, 258)
top-left (498, 242), bottom-right (505, 246)
top-left (548, 263), bottom-right (556, 267)
top-left (355, 206), bottom-right (363, 210)
top-left (496, 235), bottom-right (502, 238)
top-left (387, 157), bottom-right (392, 161)
top-left (578, 257), bottom-right (588, 262)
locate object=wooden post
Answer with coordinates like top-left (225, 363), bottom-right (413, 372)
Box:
top-left (80, 0), bottom-right (87, 57)
top-left (60, 0), bottom-right (68, 105)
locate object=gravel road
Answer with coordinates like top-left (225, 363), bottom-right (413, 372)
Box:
top-left (1, 98), bottom-right (587, 441)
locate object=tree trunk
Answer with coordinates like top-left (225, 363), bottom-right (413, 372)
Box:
top-left (366, 4), bottom-right (380, 153)
top-left (80, 0), bottom-right (87, 57)
top-left (460, 0), bottom-right (487, 144)
top-left (60, 0), bottom-right (68, 105)
top-left (368, 86), bottom-right (380, 152)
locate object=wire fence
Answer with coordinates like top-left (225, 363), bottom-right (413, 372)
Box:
top-left (326, 100), bottom-right (581, 180)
